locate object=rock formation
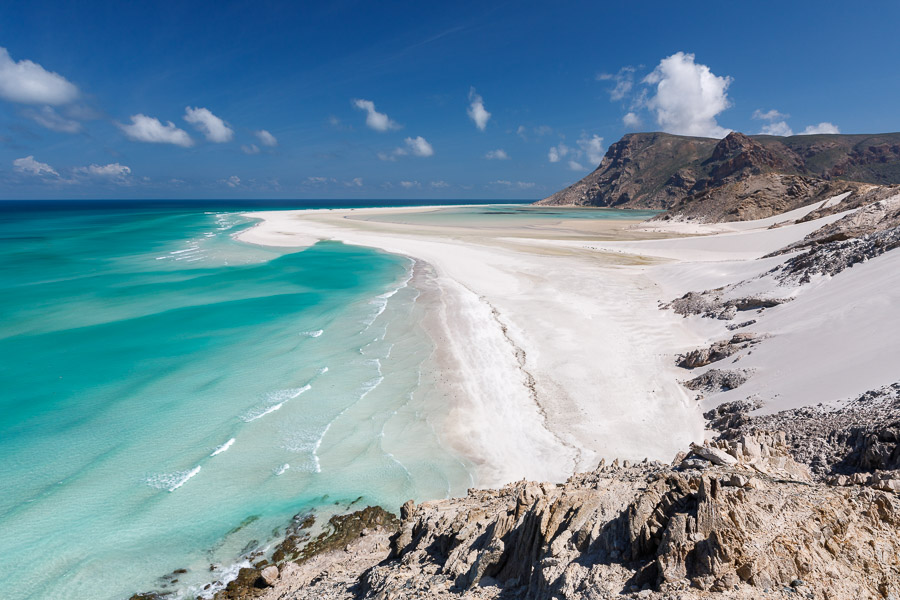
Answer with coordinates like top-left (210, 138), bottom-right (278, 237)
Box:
top-left (537, 131), bottom-right (900, 223)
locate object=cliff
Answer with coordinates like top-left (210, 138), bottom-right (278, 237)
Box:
top-left (537, 131), bottom-right (900, 222)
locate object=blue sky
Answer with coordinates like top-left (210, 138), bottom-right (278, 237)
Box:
top-left (2, 1), bottom-right (898, 200)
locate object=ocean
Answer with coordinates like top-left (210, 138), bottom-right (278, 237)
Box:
top-left (0, 200), bottom-right (657, 600)
top-left (0, 200), bottom-right (497, 600)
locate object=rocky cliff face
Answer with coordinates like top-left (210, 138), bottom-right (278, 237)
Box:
top-left (537, 131), bottom-right (900, 223)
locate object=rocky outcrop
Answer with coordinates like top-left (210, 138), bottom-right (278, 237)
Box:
top-left (713, 383), bottom-right (900, 480)
top-left (356, 433), bottom-right (900, 600)
top-left (537, 131), bottom-right (900, 223)
top-left (675, 333), bottom-right (761, 369)
top-left (683, 369), bottom-right (750, 393)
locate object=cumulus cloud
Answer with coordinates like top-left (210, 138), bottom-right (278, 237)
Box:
top-left (467, 87), bottom-right (491, 131)
top-left (255, 129), bottom-right (277, 146)
top-left (801, 122), bottom-right (840, 135)
top-left (223, 175), bottom-right (240, 187)
top-left (13, 155), bottom-right (58, 177)
top-left (400, 180), bottom-right (420, 189)
top-left (352, 99), bottom-right (400, 131)
top-left (760, 121), bottom-right (794, 136)
top-left (119, 114), bottom-right (193, 147)
top-left (241, 144), bottom-right (260, 154)
top-left (548, 143), bottom-right (569, 163)
top-left (752, 109), bottom-right (789, 121)
top-left (597, 66), bottom-right (636, 101)
top-left (404, 135), bottom-right (434, 157)
top-left (577, 134), bottom-right (604, 164)
top-left (485, 149), bottom-right (509, 160)
top-left (752, 108), bottom-right (793, 136)
top-left (549, 134), bottom-right (603, 168)
top-left (643, 52), bottom-right (732, 138)
top-left (623, 112), bottom-right (641, 128)
top-left (22, 106), bottom-right (82, 133)
top-left (0, 47), bottom-right (79, 105)
top-left (430, 180), bottom-right (449, 188)
top-left (184, 107), bottom-right (234, 142)
top-left (344, 177), bottom-right (363, 187)
top-left (306, 176), bottom-right (335, 185)
top-left (75, 163), bottom-right (131, 178)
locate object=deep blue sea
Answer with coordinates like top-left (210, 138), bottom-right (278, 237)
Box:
top-left (0, 200), bottom-right (509, 600)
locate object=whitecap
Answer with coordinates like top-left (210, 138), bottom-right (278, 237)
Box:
top-left (300, 329), bottom-right (323, 338)
top-left (274, 463), bottom-right (290, 475)
top-left (241, 385), bottom-right (311, 422)
top-left (317, 366), bottom-right (329, 375)
top-left (146, 466), bottom-right (202, 492)
top-left (241, 402), bottom-right (284, 422)
top-left (210, 438), bottom-right (235, 456)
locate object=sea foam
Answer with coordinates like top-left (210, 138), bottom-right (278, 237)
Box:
top-left (210, 438), bottom-right (235, 456)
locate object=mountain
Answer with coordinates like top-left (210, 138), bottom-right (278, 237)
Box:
top-left (537, 131), bottom-right (900, 221)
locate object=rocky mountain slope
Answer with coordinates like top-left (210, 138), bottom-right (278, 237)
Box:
top-left (537, 131), bottom-right (900, 222)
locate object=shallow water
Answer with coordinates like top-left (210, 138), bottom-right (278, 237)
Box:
top-left (0, 204), bottom-right (473, 600)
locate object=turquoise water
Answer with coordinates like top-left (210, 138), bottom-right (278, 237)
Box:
top-left (0, 204), bottom-right (475, 600)
top-left (353, 204), bottom-right (661, 227)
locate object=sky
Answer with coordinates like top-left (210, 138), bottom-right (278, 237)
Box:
top-left (1, 1), bottom-right (899, 200)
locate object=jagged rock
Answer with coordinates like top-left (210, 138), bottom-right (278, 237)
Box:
top-left (676, 334), bottom-right (761, 369)
top-left (713, 383), bottom-right (900, 479)
top-left (683, 369), bottom-right (750, 393)
top-left (258, 566), bottom-right (278, 587)
top-left (689, 443), bottom-right (738, 466)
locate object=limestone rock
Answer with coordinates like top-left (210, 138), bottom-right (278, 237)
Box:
top-left (258, 566), bottom-right (278, 587)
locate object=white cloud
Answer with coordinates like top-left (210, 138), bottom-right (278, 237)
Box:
top-left (568, 160), bottom-right (586, 171)
top-left (241, 144), bottom-right (260, 154)
top-left (0, 47), bottom-right (79, 105)
top-left (467, 87), bottom-right (491, 131)
top-left (119, 114), bottom-right (193, 147)
top-left (400, 180), bottom-right (420, 189)
top-left (22, 105), bottom-right (82, 133)
top-left (623, 112), bottom-right (641, 128)
top-left (752, 109), bottom-right (789, 121)
top-left (485, 149), bottom-right (509, 160)
top-left (490, 179), bottom-right (535, 189)
top-left (13, 155), bottom-right (58, 177)
top-left (344, 177), bottom-right (363, 187)
top-left (75, 163), bottom-right (131, 178)
top-left (752, 108), bottom-right (794, 136)
top-left (352, 99), bottom-right (400, 131)
top-left (577, 134), bottom-right (604, 164)
top-left (430, 180), bottom-right (449, 188)
top-left (306, 176), bottom-right (335, 185)
top-left (643, 52), bottom-right (732, 138)
top-left (598, 66), bottom-right (636, 101)
top-left (759, 121), bottom-right (794, 136)
top-left (184, 107), bottom-right (233, 143)
top-left (548, 143), bottom-right (569, 163)
top-left (224, 175), bottom-right (240, 188)
top-left (255, 129), bottom-right (277, 146)
top-left (800, 122), bottom-right (840, 135)
top-left (404, 135), bottom-right (434, 157)
top-left (516, 125), bottom-right (527, 140)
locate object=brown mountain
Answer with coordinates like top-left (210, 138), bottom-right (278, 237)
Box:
top-left (536, 131), bottom-right (900, 221)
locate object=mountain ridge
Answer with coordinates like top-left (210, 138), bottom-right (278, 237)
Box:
top-left (537, 131), bottom-right (900, 221)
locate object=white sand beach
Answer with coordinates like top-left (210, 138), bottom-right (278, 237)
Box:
top-left (238, 200), bottom-right (899, 489)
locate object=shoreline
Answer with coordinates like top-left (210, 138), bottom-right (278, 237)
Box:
top-left (236, 205), bottom-right (707, 487)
